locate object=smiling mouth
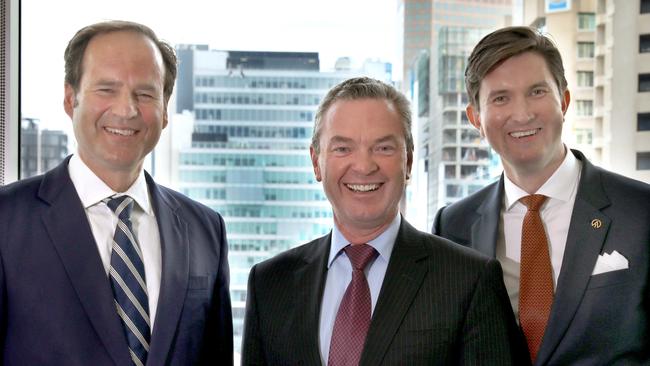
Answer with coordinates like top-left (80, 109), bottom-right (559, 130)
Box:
top-left (510, 128), bottom-right (540, 138)
top-left (345, 183), bottom-right (381, 192)
top-left (105, 127), bottom-right (136, 136)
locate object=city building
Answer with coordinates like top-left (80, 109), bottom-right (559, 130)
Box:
top-left (520, 0), bottom-right (650, 183)
top-left (168, 47), bottom-right (390, 350)
top-left (20, 117), bottom-right (68, 178)
top-left (399, 0), bottom-right (512, 227)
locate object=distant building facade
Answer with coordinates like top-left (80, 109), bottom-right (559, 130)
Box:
top-left (20, 117), bottom-right (68, 178)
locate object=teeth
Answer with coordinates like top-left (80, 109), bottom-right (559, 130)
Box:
top-left (510, 129), bottom-right (538, 138)
top-left (346, 184), bottom-right (380, 192)
top-left (105, 127), bottom-right (135, 136)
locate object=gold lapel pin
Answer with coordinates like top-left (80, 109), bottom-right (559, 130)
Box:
top-left (591, 219), bottom-right (602, 229)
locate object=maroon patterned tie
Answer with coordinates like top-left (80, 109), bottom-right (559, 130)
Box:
top-left (328, 244), bottom-right (378, 366)
top-left (519, 194), bottom-right (554, 363)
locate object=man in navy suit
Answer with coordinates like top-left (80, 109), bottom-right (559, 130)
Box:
top-left (433, 26), bottom-right (650, 365)
top-left (0, 21), bottom-right (232, 365)
top-left (242, 77), bottom-right (524, 365)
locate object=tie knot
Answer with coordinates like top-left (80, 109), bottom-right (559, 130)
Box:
top-left (344, 244), bottom-right (377, 271)
top-left (105, 195), bottom-right (135, 219)
top-left (520, 194), bottom-right (547, 212)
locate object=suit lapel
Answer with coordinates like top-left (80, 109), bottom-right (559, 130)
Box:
top-left (145, 175), bottom-right (190, 366)
top-left (535, 151), bottom-right (611, 365)
top-left (39, 158), bottom-right (132, 366)
top-left (361, 219), bottom-right (429, 366)
top-left (470, 178), bottom-right (504, 258)
top-left (292, 235), bottom-right (331, 364)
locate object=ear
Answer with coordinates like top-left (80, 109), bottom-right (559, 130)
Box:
top-left (561, 89), bottom-right (571, 117)
top-left (64, 83), bottom-right (76, 118)
top-left (406, 150), bottom-right (413, 181)
top-left (466, 104), bottom-right (483, 136)
top-left (163, 107), bottom-right (169, 129)
top-left (310, 146), bottom-right (322, 182)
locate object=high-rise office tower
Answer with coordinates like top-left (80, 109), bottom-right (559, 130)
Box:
top-left (521, 0), bottom-right (650, 183)
top-left (399, 0), bottom-right (512, 227)
top-left (171, 47), bottom-right (391, 351)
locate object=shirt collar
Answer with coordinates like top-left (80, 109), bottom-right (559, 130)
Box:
top-left (68, 154), bottom-right (153, 214)
top-left (503, 147), bottom-right (581, 210)
top-left (327, 213), bottom-right (401, 268)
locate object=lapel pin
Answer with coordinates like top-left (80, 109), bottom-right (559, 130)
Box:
top-left (591, 219), bottom-right (602, 229)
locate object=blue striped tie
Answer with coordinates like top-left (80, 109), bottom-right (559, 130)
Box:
top-left (105, 196), bottom-right (151, 366)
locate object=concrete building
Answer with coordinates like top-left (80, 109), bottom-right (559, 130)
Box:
top-left (399, 0), bottom-right (512, 227)
top-left (520, 0), bottom-right (650, 183)
top-left (169, 47), bottom-right (390, 351)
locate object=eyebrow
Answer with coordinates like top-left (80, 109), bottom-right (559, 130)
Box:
top-left (375, 135), bottom-right (399, 144)
top-left (328, 135), bottom-right (399, 145)
top-left (92, 79), bottom-right (161, 92)
top-left (93, 79), bottom-right (121, 88)
top-left (328, 136), bottom-right (354, 145)
top-left (485, 81), bottom-right (552, 99)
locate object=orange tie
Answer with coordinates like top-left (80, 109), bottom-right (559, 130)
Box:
top-left (519, 194), bottom-right (554, 363)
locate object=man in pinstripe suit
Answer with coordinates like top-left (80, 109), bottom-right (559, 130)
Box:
top-left (242, 77), bottom-right (526, 365)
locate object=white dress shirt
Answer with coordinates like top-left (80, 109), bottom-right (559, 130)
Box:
top-left (497, 148), bottom-right (582, 318)
top-left (68, 154), bottom-right (162, 331)
top-left (318, 213), bottom-right (400, 364)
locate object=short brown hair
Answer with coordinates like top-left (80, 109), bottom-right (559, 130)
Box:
top-left (312, 77), bottom-right (413, 156)
top-left (465, 26), bottom-right (567, 109)
top-left (64, 20), bottom-right (177, 104)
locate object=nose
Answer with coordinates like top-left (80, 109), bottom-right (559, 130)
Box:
top-left (352, 149), bottom-right (379, 175)
top-left (510, 97), bottom-right (535, 123)
top-left (111, 92), bottom-right (138, 119)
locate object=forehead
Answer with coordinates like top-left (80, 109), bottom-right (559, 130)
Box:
top-left (322, 98), bottom-right (401, 133)
top-left (81, 30), bottom-right (165, 78)
top-left (480, 52), bottom-right (554, 91)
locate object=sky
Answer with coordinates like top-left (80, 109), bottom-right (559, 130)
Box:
top-left (21, 0), bottom-right (400, 132)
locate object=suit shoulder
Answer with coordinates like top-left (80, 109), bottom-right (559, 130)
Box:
top-left (156, 183), bottom-right (225, 221)
top-left (440, 180), bottom-right (499, 217)
top-left (0, 175), bottom-right (44, 205)
top-left (0, 174), bottom-right (43, 196)
top-left (597, 168), bottom-right (650, 197)
top-left (409, 226), bottom-right (493, 268)
top-left (253, 237), bottom-right (325, 276)
top-left (434, 179), bottom-right (499, 239)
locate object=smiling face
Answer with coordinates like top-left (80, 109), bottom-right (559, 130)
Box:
top-left (466, 51), bottom-right (570, 182)
top-left (64, 30), bottom-right (167, 190)
top-left (311, 98), bottom-right (412, 241)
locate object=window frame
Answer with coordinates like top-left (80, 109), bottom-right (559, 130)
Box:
top-left (577, 12), bottom-right (596, 31)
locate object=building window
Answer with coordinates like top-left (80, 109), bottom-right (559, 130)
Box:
top-left (577, 42), bottom-right (595, 58)
top-left (577, 71), bottom-right (594, 87)
top-left (640, 74), bottom-right (650, 92)
top-left (576, 100), bottom-right (594, 116)
top-left (637, 152), bottom-right (650, 170)
top-left (578, 13), bottom-right (595, 30)
top-left (574, 128), bottom-right (593, 145)
top-left (638, 113), bottom-right (650, 131)
top-left (641, 34), bottom-right (650, 53)
top-left (446, 184), bottom-right (462, 198)
top-left (643, 0), bottom-right (650, 14)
